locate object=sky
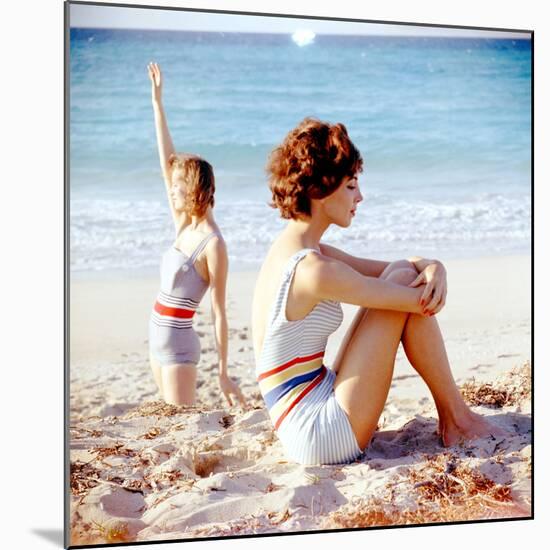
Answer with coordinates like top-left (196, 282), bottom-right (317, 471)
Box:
top-left (69, 2), bottom-right (531, 38)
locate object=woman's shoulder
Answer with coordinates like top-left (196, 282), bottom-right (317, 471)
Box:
top-left (201, 229), bottom-right (227, 262)
top-left (292, 249), bottom-right (351, 302)
top-left (294, 247), bottom-right (333, 272)
top-left (189, 223), bottom-right (225, 245)
top-left (261, 241), bottom-right (328, 274)
top-left (291, 248), bottom-right (330, 286)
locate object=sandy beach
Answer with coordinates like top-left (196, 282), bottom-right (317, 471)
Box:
top-left (68, 254), bottom-right (531, 545)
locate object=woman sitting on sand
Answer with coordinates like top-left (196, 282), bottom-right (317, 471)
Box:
top-left (147, 62), bottom-right (245, 408)
top-left (252, 117), bottom-right (506, 465)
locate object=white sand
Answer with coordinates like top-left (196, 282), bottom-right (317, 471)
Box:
top-left (69, 255), bottom-right (531, 545)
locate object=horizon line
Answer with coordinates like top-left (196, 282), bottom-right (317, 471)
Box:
top-left (70, 25), bottom-right (533, 39)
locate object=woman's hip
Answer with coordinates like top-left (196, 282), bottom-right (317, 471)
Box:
top-left (276, 369), bottom-right (364, 465)
top-left (148, 322), bottom-right (201, 366)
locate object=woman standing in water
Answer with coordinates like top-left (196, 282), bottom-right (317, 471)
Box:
top-left (252, 117), bottom-right (506, 465)
top-left (147, 62), bottom-right (245, 408)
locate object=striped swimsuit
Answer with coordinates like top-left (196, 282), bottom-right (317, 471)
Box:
top-left (256, 248), bottom-right (364, 465)
top-left (149, 232), bottom-right (217, 367)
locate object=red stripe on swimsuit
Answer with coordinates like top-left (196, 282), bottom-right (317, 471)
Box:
top-left (154, 301), bottom-right (196, 319)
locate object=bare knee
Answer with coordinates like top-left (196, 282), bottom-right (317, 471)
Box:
top-left (380, 259), bottom-right (415, 279)
top-left (384, 267), bottom-right (418, 286)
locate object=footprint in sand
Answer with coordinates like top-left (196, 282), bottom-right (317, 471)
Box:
top-left (470, 363), bottom-right (494, 371)
top-left (100, 403), bottom-right (136, 416)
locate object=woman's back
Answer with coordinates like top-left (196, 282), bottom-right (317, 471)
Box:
top-left (252, 247), bottom-right (287, 364)
top-left (253, 240), bottom-right (324, 362)
top-left (254, 248), bottom-right (343, 426)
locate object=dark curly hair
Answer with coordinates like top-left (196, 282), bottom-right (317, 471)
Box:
top-left (267, 117), bottom-right (363, 220)
top-left (168, 153), bottom-right (215, 217)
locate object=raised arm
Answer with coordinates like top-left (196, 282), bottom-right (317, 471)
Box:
top-left (148, 62), bottom-right (175, 179)
top-left (148, 62), bottom-right (183, 231)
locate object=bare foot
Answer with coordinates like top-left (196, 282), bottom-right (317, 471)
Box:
top-left (440, 411), bottom-right (510, 447)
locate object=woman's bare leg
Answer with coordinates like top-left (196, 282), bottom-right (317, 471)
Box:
top-left (401, 310), bottom-right (508, 446)
top-left (333, 262), bottom-right (507, 449)
top-left (161, 363), bottom-right (197, 406)
top-left (332, 260), bottom-right (413, 375)
top-left (150, 353), bottom-right (164, 399)
top-left (333, 268), bottom-right (415, 450)
top-left (149, 354), bottom-right (197, 406)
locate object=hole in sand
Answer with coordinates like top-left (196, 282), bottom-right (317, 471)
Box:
top-left (194, 453), bottom-right (222, 477)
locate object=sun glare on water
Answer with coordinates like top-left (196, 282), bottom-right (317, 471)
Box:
top-left (291, 29), bottom-right (316, 47)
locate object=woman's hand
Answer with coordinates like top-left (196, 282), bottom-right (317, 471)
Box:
top-left (408, 261), bottom-right (447, 315)
top-left (147, 61), bottom-right (163, 105)
top-left (219, 373), bottom-right (247, 408)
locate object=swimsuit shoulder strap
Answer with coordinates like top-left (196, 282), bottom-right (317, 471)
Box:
top-left (270, 248), bottom-right (320, 325)
top-left (189, 231), bottom-right (219, 264)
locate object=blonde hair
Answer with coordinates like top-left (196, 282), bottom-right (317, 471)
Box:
top-left (168, 153), bottom-right (215, 217)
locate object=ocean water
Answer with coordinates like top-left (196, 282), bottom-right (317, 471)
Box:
top-left (69, 28), bottom-right (532, 272)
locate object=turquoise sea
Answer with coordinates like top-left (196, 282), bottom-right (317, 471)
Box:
top-left (69, 28), bottom-right (532, 272)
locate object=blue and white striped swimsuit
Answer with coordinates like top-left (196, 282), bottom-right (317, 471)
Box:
top-left (256, 248), bottom-right (364, 465)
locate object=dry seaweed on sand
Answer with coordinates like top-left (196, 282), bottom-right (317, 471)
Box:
top-left (323, 496), bottom-right (525, 529)
top-left (407, 454), bottom-right (513, 505)
top-left (70, 460), bottom-right (103, 496)
top-left (459, 362), bottom-right (531, 408)
top-left (90, 442), bottom-right (138, 460)
top-left (70, 425), bottom-right (104, 438)
top-left (323, 453), bottom-right (526, 529)
top-left (138, 426), bottom-right (163, 440)
top-left (70, 444), bottom-right (149, 497)
top-left (122, 400), bottom-right (203, 419)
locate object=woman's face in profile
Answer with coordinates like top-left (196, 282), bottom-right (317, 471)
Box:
top-left (170, 172), bottom-right (187, 212)
top-left (319, 174), bottom-right (363, 228)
